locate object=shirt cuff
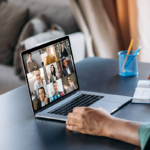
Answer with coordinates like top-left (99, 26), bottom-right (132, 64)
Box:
top-left (138, 123), bottom-right (150, 150)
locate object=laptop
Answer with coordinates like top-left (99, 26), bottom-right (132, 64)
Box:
top-left (21, 35), bottom-right (131, 121)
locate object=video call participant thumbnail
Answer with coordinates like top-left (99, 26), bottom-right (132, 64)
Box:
top-left (27, 53), bottom-right (38, 72)
top-left (62, 58), bottom-right (74, 76)
top-left (51, 81), bottom-right (63, 102)
top-left (36, 87), bottom-right (49, 110)
top-left (47, 64), bottom-right (59, 83)
top-left (45, 46), bottom-right (57, 66)
top-left (61, 43), bottom-right (68, 58)
top-left (63, 75), bottom-right (76, 94)
top-left (34, 69), bottom-right (46, 90)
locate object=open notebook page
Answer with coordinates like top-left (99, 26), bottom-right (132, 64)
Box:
top-left (137, 80), bottom-right (150, 88)
top-left (133, 87), bottom-right (150, 100)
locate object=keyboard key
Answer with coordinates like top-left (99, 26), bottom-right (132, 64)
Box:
top-left (48, 94), bottom-right (103, 116)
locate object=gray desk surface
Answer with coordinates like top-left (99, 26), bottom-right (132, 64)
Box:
top-left (0, 57), bottom-right (150, 150)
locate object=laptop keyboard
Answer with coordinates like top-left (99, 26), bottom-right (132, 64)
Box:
top-left (48, 94), bottom-right (103, 116)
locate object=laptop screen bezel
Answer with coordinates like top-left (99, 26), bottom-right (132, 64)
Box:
top-left (21, 36), bottom-right (80, 115)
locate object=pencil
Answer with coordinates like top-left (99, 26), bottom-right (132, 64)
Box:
top-left (121, 39), bottom-right (134, 72)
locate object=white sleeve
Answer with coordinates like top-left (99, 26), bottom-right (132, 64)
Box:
top-left (43, 80), bottom-right (46, 85)
top-left (34, 81), bottom-right (37, 90)
top-left (72, 82), bottom-right (76, 89)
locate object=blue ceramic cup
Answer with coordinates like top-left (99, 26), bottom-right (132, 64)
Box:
top-left (118, 51), bottom-right (138, 76)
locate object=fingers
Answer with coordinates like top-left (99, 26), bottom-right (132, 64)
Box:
top-left (66, 118), bottom-right (79, 126)
top-left (66, 125), bottom-right (86, 134)
top-left (66, 125), bottom-right (79, 131)
top-left (63, 85), bottom-right (66, 90)
top-left (67, 112), bottom-right (81, 119)
top-left (73, 107), bottom-right (85, 113)
top-left (67, 113), bottom-right (85, 128)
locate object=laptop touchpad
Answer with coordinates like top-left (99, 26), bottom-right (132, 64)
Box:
top-left (90, 101), bottom-right (122, 114)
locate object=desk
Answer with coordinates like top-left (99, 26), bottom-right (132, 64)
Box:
top-left (0, 57), bottom-right (150, 150)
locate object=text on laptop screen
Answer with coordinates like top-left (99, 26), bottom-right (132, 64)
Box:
top-left (23, 38), bottom-right (79, 111)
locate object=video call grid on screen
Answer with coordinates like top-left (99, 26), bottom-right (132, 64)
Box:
top-left (22, 37), bottom-right (79, 112)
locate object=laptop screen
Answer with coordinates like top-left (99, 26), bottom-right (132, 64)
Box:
top-left (22, 36), bottom-right (79, 112)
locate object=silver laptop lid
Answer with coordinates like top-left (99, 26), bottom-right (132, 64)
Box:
top-left (21, 36), bottom-right (80, 115)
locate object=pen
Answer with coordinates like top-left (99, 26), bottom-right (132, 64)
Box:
top-left (125, 45), bottom-right (142, 68)
top-left (121, 39), bottom-right (134, 72)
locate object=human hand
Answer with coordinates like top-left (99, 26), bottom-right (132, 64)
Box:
top-left (66, 107), bottom-right (114, 137)
top-left (51, 24), bottom-right (55, 30)
top-left (45, 97), bottom-right (48, 104)
top-left (48, 73), bottom-right (51, 80)
top-left (64, 85), bottom-right (67, 90)
top-left (56, 71), bottom-right (59, 79)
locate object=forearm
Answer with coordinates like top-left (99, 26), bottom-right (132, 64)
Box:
top-left (48, 79), bottom-right (50, 84)
top-left (34, 62), bottom-right (38, 69)
top-left (28, 67), bottom-right (31, 72)
top-left (104, 117), bottom-right (141, 146)
top-left (27, 65), bottom-right (30, 72)
top-left (45, 98), bottom-right (48, 104)
top-left (67, 107), bottom-right (142, 147)
top-left (45, 59), bottom-right (48, 66)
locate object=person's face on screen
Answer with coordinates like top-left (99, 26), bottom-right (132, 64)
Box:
top-left (51, 65), bottom-right (54, 73)
top-left (39, 89), bottom-right (45, 102)
top-left (35, 70), bottom-right (41, 81)
top-left (28, 54), bottom-right (32, 61)
top-left (67, 77), bottom-right (71, 85)
top-left (47, 47), bottom-right (51, 55)
top-left (63, 59), bottom-right (68, 68)
top-left (53, 83), bottom-right (58, 92)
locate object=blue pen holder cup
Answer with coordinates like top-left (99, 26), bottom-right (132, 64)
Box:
top-left (118, 51), bottom-right (138, 76)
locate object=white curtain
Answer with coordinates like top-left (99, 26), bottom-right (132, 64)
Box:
top-left (70, 0), bottom-right (150, 63)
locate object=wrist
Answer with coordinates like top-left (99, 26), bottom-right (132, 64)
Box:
top-left (103, 117), bottom-right (141, 146)
top-left (101, 116), bottom-right (116, 138)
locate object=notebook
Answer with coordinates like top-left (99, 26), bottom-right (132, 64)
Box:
top-left (132, 80), bottom-right (150, 104)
